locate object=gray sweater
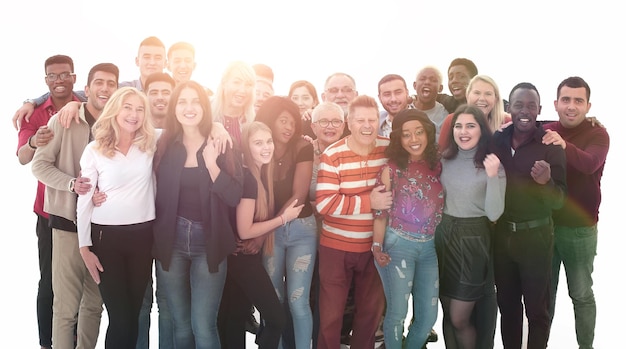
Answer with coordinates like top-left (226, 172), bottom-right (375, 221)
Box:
top-left (440, 148), bottom-right (506, 222)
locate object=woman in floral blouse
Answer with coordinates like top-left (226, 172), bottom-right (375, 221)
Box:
top-left (372, 109), bottom-right (444, 349)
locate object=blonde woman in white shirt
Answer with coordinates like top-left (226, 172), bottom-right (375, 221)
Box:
top-left (77, 86), bottom-right (157, 349)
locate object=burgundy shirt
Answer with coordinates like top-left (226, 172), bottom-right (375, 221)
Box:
top-left (543, 121), bottom-right (610, 226)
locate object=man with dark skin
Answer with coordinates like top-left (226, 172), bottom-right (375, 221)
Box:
top-left (491, 82), bottom-right (566, 349)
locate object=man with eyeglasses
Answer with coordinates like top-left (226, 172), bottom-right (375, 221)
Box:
top-left (303, 72), bottom-right (356, 139)
top-left (16, 54), bottom-right (82, 349)
top-left (11, 36), bottom-right (168, 130)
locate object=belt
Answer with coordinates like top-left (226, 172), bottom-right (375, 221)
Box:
top-left (506, 217), bottom-right (550, 232)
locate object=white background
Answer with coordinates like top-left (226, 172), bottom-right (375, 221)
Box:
top-left (1, 1), bottom-right (622, 348)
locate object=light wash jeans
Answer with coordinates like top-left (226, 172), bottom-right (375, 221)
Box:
top-left (550, 224), bottom-right (597, 349)
top-left (263, 214), bottom-right (317, 349)
top-left (375, 227), bottom-right (439, 349)
top-left (157, 216), bottom-right (227, 349)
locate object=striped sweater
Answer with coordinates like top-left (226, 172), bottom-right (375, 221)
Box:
top-left (315, 136), bottom-right (389, 252)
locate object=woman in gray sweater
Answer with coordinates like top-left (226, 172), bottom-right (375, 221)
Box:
top-left (436, 105), bottom-right (506, 349)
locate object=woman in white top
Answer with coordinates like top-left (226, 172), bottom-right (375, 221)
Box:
top-left (77, 86), bottom-right (157, 349)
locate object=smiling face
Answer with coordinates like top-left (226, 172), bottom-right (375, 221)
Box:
top-left (146, 80), bottom-right (173, 127)
top-left (467, 79), bottom-right (496, 117)
top-left (322, 74), bottom-right (358, 112)
top-left (290, 86), bottom-right (316, 115)
top-left (136, 45), bottom-right (166, 81)
top-left (248, 128), bottom-right (274, 168)
top-left (448, 65), bottom-right (471, 101)
top-left (225, 74), bottom-right (254, 111)
top-left (85, 71), bottom-right (118, 114)
top-left (311, 107), bottom-right (345, 148)
top-left (508, 88), bottom-right (541, 134)
top-left (378, 79), bottom-right (409, 117)
top-left (348, 106), bottom-right (379, 148)
top-left (272, 110), bottom-right (296, 146)
top-left (413, 67), bottom-right (443, 104)
top-left (554, 86), bottom-right (591, 129)
top-left (116, 94), bottom-right (146, 136)
top-left (45, 63), bottom-right (75, 101)
top-left (167, 48), bottom-right (196, 84)
top-left (175, 87), bottom-right (203, 127)
top-left (400, 119), bottom-right (428, 161)
top-left (453, 113), bottom-right (481, 150)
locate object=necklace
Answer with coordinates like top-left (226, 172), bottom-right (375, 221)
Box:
top-left (275, 148), bottom-right (288, 167)
top-left (359, 154), bottom-right (370, 178)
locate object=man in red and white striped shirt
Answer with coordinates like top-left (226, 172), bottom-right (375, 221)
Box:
top-left (315, 95), bottom-right (392, 349)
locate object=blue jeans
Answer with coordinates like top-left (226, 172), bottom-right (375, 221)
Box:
top-left (157, 217), bottom-right (227, 349)
top-left (135, 266), bottom-right (174, 349)
top-left (375, 228), bottom-right (439, 349)
top-left (550, 225), bottom-right (597, 349)
top-left (263, 214), bottom-right (317, 349)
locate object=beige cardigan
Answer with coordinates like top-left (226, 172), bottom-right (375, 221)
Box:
top-left (31, 103), bottom-right (91, 222)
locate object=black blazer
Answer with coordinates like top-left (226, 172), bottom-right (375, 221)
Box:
top-left (152, 139), bottom-right (243, 273)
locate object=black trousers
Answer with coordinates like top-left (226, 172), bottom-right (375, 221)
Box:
top-left (218, 252), bottom-right (286, 349)
top-left (91, 222), bottom-right (153, 349)
top-left (36, 214), bottom-right (53, 348)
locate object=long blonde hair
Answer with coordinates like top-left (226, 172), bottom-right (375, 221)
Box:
top-left (466, 75), bottom-right (506, 132)
top-left (92, 86), bottom-right (156, 158)
top-left (241, 121), bottom-right (276, 255)
top-left (211, 61), bottom-right (256, 125)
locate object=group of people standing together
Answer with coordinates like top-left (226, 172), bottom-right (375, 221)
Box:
top-left (14, 36), bottom-right (609, 349)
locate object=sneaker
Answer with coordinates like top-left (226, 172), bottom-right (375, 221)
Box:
top-left (245, 313), bottom-right (260, 335)
top-left (427, 328), bottom-right (438, 342)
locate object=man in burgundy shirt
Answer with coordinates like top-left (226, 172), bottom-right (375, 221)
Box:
top-left (16, 54), bottom-right (80, 349)
top-left (542, 76), bottom-right (609, 349)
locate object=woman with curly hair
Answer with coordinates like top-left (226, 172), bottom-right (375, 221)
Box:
top-left (372, 108), bottom-right (444, 349)
top-left (76, 86), bottom-right (157, 348)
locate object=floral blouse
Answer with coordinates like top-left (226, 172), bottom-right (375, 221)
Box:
top-left (374, 159), bottom-right (444, 237)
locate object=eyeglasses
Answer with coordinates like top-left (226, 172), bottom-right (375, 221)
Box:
top-left (325, 87), bottom-right (355, 94)
top-left (316, 119), bottom-right (344, 128)
top-left (45, 72), bottom-right (75, 82)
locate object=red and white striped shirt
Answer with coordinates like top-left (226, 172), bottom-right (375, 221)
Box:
top-left (315, 136), bottom-right (389, 253)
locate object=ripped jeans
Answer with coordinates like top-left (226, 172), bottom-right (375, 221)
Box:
top-left (375, 227), bottom-right (439, 349)
top-left (263, 214), bottom-right (318, 349)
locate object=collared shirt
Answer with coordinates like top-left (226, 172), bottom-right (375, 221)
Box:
top-left (119, 78), bottom-right (143, 91)
top-left (17, 95), bottom-right (80, 218)
top-left (378, 104), bottom-right (416, 138)
top-left (76, 142), bottom-right (156, 247)
top-left (378, 111), bottom-right (393, 138)
top-left (491, 124), bottom-right (567, 222)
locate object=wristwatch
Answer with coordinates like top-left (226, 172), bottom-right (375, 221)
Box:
top-left (23, 99), bottom-right (36, 106)
top-left (371, 242), bottom-right (383, 252)
top-left (69, 178), bottom-right (76, 193)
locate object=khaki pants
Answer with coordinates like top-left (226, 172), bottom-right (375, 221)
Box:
top-left (52, 229), bottom-right (103, 349)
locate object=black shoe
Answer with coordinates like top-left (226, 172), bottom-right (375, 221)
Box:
top-left (245, 313), bottom-right (260, 335)
top-left (427, 328), bottom-right (438, 342)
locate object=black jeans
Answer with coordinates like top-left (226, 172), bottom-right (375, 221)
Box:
top-left (494, 220), bottom-right (554, 349)
top-left (92, 222), bottom-right (153, 349)
top-left (218, 252), bottom-right (286, 349)
top-left (36, 214), bottom-right (53, 348)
